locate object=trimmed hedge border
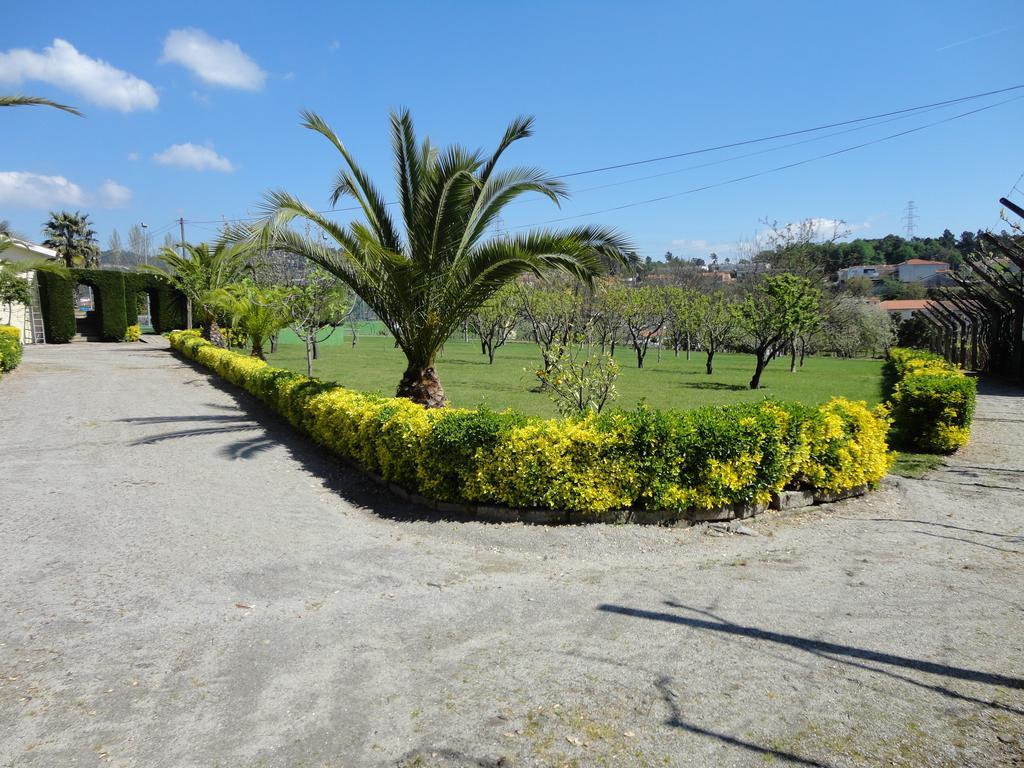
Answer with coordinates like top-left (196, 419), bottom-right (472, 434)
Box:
top-left (885, 347), bottom-right (976, 454)
top-left (37, 269), bottom-right (186, 342)
top-left (169, 330), bottom-right (894, 523)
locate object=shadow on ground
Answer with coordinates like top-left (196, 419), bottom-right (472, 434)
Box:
top-left (118, 355), bottom-right (462, 523)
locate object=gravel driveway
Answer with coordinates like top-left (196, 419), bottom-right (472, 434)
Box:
top-left (1, 338), bottom-right (1022, 768)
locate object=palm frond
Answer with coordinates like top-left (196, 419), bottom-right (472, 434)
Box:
top-left (0, 95), bottom-right (82, 116)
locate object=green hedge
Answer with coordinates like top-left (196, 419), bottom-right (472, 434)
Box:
top-left (36, 269), bottom-right (186, 342)
top-left (170, 331), bottom-right (895, 517)
top-left (885, 347), bottom-right (976, 453)
top-left (0, 325), bottom-right (23, 374)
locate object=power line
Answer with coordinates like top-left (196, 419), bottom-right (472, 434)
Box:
top-left (1006, 168), bottom-right (1024, 200)
top-left (175, 84), bottom-right (1024, 230)
top-left (514, 94), bottom-right (1024, 229)
top-left (557, 83), bottom-right (1024, 178)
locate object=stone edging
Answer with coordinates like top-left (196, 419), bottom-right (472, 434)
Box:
top-left (363, 462), bottom-right (871, 525)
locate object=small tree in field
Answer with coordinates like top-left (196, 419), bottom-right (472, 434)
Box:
top-left (468, 284), bottom-right (520, 364)
top-left (664, 287), bottom-right (701, 359)
top-left (588, 280), bottom-right (627, 356)
top-left (519, 284), bottom-right (586, 376)
top-left (696, 291), bottom-right (736, 374)
top-left (538, 344), bottom-right (620, 416)
top-left (284, 267), bottom-right (352, 376)
top-left (734, 274), bottom-right (820, 389)
top-left (621, 286), bottom-right (670, 369)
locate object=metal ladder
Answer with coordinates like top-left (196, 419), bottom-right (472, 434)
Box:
top-left (23, 277), bottom-right (46, 344)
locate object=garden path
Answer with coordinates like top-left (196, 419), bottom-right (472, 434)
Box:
top-left (1, 339), bottom-right (1022, 767)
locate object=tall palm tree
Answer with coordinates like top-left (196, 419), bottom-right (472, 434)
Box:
top-left (0, 95), bottom-right (82, 116)
top-left (149, 241), bottom-right (254, 346)
top-left (42, 211), bottom-right (99, 268)
top-left (240, 110), bottom-right (630, 407)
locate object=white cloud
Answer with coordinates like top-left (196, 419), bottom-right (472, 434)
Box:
top-left (99, 180), bottom-right (132, 208)
top-left (127, 151), bottom-right (140, 162)
top-left (0, 171), bottom-right (86, 208)
top-left (161, 28), bottom-right (266, 91)
top-left (328, 39), bottom-right (341, 51)
top-left (153, 142), bottom-right (234, 172)
top-left (0, 39), bottom-right (158, 112)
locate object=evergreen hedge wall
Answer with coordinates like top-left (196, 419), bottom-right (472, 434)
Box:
top-left (36, 269), bottom-right (186, 342)
top-left (36, 271), bottom-right (77, 343)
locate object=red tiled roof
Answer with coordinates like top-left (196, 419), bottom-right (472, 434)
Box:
top-left (879, 300), bottom-right (932, 311)
top-left (898, 259), bottom-right (949, 266)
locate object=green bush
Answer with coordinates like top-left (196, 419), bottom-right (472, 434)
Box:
top-left (170, 331), bottom-right (894, 517)
top-left (885, 348), bottom-right (976, 453)
top-left (0, 332), bottom-right (23, 373)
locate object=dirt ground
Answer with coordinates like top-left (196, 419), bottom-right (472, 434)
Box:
top-left (1, 338), bottom-right (1022, 768)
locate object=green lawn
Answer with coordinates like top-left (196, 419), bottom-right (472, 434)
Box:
top-left (265, 338), bottom-right (885, 417)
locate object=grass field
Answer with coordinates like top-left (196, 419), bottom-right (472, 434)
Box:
top-left (265, 337), bottom-right (885, 417)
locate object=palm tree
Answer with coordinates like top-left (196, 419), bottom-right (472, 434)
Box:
top-left (149, 241), bottom-right (254, 345)
top-left (206, 282), bottom-right (290, 360)
top-left (1, 95), bottom-right (82, 116)
top-left (240, 110), bottom-right (630, 407)
top-left (42, 211), bottom-right (99, 268)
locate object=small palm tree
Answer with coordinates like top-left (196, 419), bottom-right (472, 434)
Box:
top-left (1, 95), bottom-right (82, 116)
top-left (149, 241), bottom-right (254, 345)
top-left (42, 211), bottom-right (99, 268)
top-left (241, 110), bottom-right (630, 407)
top-left (206, 282), bottom-right (290, 360)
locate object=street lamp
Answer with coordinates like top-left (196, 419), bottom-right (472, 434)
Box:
top-left (140, 222), bottom-right (149, 266)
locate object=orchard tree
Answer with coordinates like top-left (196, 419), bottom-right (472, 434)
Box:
top-left (588, 279), bottom-right (627, 355)
top-left (664, 287), bottom-right (701, 359)
top-left (734, 274), bottom-right (821, 389)
top-left (621, 285), bottom-right (670, 369)
top-left (695, 291), bottom-right (736, 374)
top-left (284, 266), bottom-right (353, 375)
top-left (519, 283), bottom-right (586, 376)
top-left (468, 284), bottom-right (520, 364)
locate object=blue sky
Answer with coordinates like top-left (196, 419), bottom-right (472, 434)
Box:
top-left (3, 1), bottom-right (1022, 260)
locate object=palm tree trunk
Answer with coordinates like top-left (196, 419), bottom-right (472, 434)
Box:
top-left (397, 362), bottom-right (447, 408)
top-left (205, 318), bottom-right (228, 348)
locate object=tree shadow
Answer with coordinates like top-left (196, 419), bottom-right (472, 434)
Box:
top-left (597, 602), bottom-right (1024, 712)
top-left (839, 516), bottom-right (1024, 541)
top-left (127, 355), bottom-right (440, 521)
top-left (654, 675), bottom-right (833, 767)
top-left (910, 530), bottom-right (1024, 555)
top-left (678, 381), bottom-right (748, 392)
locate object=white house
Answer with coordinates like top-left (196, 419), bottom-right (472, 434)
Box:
top-left (895, 259), bottom-right (951, 285)
top-left (2, 238), bottom-right (58, 344)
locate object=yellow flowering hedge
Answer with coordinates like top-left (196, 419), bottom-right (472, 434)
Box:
top-left (885, 347), bottom-right (976, 454)
top-left (0, 325), bottom-right (23, 375)
top-left (170, 331), bottom-right (894, 517)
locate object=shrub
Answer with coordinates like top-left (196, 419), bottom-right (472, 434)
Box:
top-left (885, 347), bottom-right (976, 453)
top-left (123, 324), bottom-right (141, 342)
top-left (0, 331), bottom-right (23, 373)
top-left (0, 325), bottom-right (20, 341)
top-left (168, 331), bottom-right (894, 516)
